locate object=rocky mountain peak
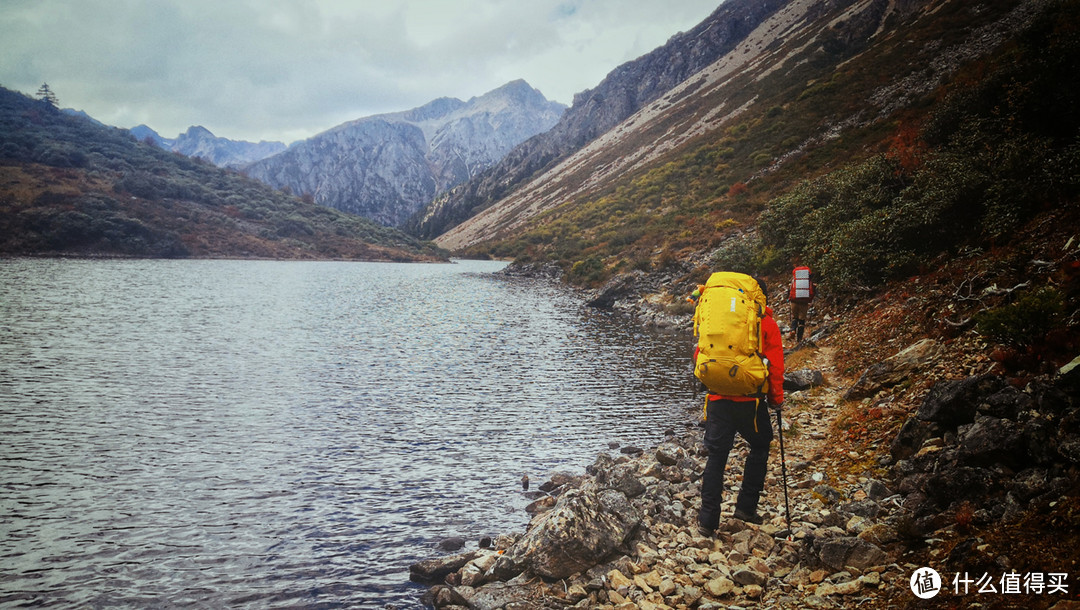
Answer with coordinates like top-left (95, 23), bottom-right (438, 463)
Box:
top-left (131, 124), bottom-right (285, 169)
top-left (181, 125), bottom-right (214, 139)
top-left (401, 97), bottom-right (469, 123)
top-left (243, 80), bottom-right (566, 227)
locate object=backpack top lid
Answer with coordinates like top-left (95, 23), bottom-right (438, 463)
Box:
top-left (702, 271), bottom-right (767, 308)
top-left (693, 271), bottom-right (769, 337)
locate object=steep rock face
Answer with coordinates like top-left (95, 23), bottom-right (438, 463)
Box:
top-left (244, 80), bottom-right (565, 227)
top-left (130, 124), bottom-right (286, 169)
top-left (411, 0), bottom-right (790, 240)
top-left (247, 119), bottom-right (435, 227)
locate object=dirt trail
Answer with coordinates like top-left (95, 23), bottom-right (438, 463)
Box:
top-left (758, 343), bottom-right (857, 522)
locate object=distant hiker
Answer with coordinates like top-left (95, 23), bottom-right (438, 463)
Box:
top-left (689, 272), bottom-right (785, 531)
top-left (788, 266), bottom-right (815, 343)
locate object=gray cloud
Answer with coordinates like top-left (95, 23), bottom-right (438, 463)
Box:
top-left (0, 0), bottom-right (719, 144)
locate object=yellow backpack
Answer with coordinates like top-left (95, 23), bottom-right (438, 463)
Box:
top-left (692, 272), bottom-right (769, 397)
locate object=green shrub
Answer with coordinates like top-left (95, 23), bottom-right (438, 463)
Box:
top-left (974, 286), bottom-right (1065, 347)
top-left (751, 244), bottom-right (786, 276)
top-left (711, 233), bottom-right (761, 275)
top-left (568, 256), bottom-right (605, 285)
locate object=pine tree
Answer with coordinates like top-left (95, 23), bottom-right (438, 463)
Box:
top-left (36, 83), bottom-right (58, 108)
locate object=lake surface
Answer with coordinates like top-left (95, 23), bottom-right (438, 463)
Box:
top-left (0, 258), bottom-right (698, 608)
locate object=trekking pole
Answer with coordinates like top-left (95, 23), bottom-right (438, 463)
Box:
top-left (775, 407), bottom-right (793, 538)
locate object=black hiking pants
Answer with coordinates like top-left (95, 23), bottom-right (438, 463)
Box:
top-left (698, 397), bottom-right (774, 530)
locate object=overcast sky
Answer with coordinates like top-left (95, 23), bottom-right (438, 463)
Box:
top-left (0, 0), bottom-right (721, 144)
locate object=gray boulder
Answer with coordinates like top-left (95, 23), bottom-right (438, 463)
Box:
top-left (957, 414), bottom-right (1026, 468)
top-left (784, 369), bottom-right (824, 391)
top-left (917, 374), bottom-right (1007, 428)
top-left (506, 488), bottom-right (641, 580)
top-left (977, 385), bottom-right (1033, 420)
top-left (456, 574), bottom-right (540, 610)
top-left (889, 416), bottom-right (943, 462)
top-left (818, 537), bottom-right (888, 571)
top-left (595, 462), bottom-right (646, 498)
top-left (409, 550), bottom-right (480, 584)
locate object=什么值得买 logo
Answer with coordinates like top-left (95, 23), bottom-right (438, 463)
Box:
top-left (910, 567), bottom-right (1070, 598)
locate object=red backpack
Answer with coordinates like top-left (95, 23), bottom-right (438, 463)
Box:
top-left (789, 266), bottom-right (814, 303)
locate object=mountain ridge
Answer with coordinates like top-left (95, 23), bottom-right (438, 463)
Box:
top-left (243, 79), bottom-right (565, 227)
top-left (0, 86), bottom-right (444, 261)
top-left (130, 124), bottom-right (287, 169)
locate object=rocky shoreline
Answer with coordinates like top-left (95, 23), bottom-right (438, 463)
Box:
top-left (407, 262), bottom-right (1080, 609)
top-left (409, 356), bottom-right (1080, 609)
top-left (407, 356), bottom-right (896, 609)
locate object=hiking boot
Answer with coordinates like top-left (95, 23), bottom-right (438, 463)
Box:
top-left (733, 509), bottom-right (764, 525)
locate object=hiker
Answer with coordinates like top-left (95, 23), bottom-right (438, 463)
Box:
top-left (788, 266), bottom-right (815, 343)
top-left (690, 273), bottom-right (785, 531)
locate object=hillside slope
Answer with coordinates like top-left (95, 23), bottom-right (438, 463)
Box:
top-left (436, 0), bottom-right (1043, 253)
top-left (438, 0), bottom-right (1076, 294)
top-left (244, 80), bottom-right (565, 227)
top-left (412, 0), bottom-right (790, 241)
top-left (0, 87), bottom-right (444, 261)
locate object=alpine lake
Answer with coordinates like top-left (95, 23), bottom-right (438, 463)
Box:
top-left (0, 258), bottom-right (699, 608)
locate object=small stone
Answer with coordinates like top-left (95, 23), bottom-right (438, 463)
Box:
top-left (744, 584), bottom-right (764, 598)
top-left (656, 442), bottom-right (684, 466)
top-left (705, 576), bottom-right (735, 596)
top-left (809, 569), bottom-right (827, 584)
top-left (608, 569), bottom-right (634, 590)
top-left (816, 582), bottom-right (838, 596)
top-left (681, 584), bottom-right (703, 605)
top-left (658, 578), bottom-right (677, 596)
top-left (835, 579), bottom-right (863, 595)
top-left (858, 523), bottom-right (899, 546)
top-left (819, 537), bottom-right (887, 571)
top-left (642, 570), bottom-right (662, 588)
top-left (859, 572), bottom-right (881, 588)
top-left (749, 557), bottom-right (771, 575)
top-left (846, 515), bottom-right (870, 535)
top-left (731, 566), bottom-right (767, 586)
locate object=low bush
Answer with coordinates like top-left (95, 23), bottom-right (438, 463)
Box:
top-left (974, 286), bottom-right (1065, 347)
